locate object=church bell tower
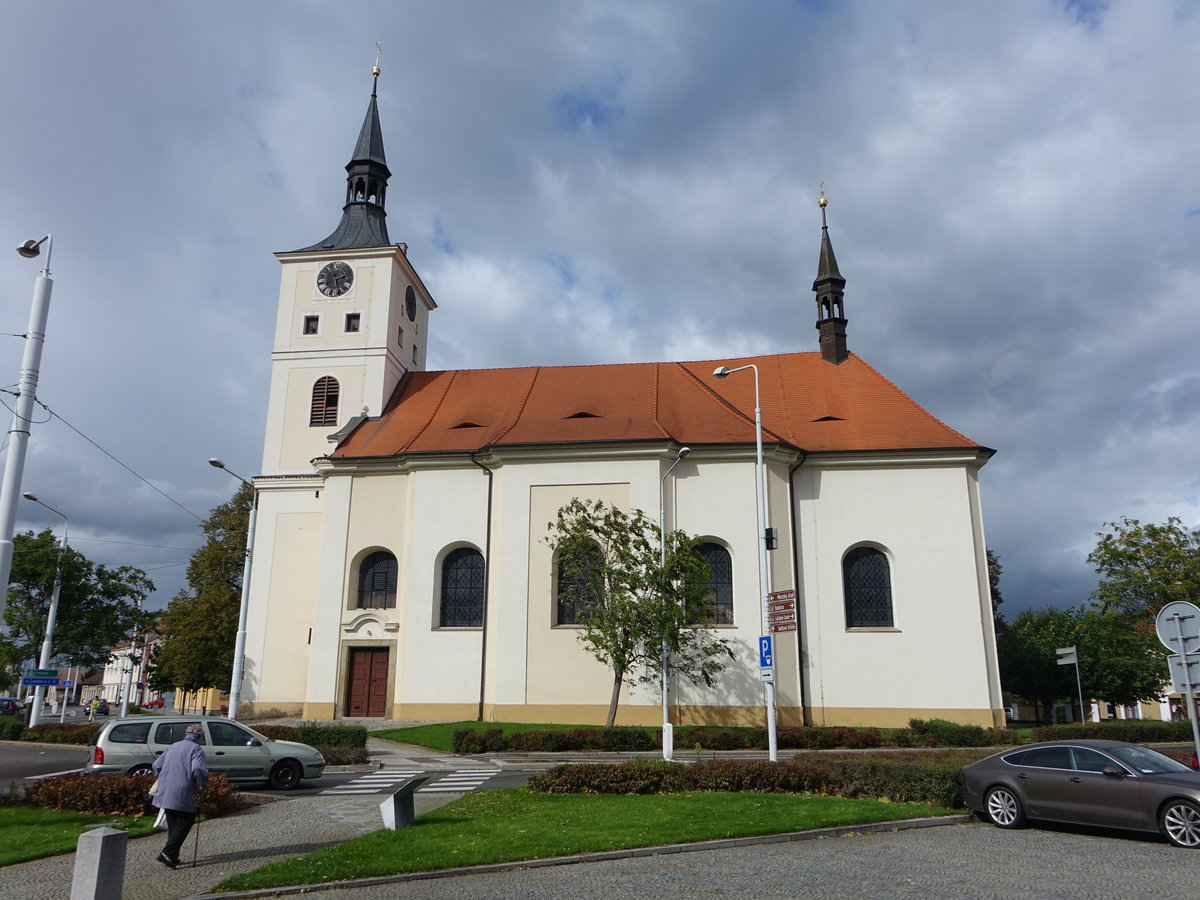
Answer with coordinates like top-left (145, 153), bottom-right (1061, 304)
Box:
top-left (813, 191), bottom-right (848, 365)
top-left (261, 62), bottom-right (437, 475)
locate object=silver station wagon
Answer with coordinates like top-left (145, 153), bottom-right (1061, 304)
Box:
top-left (85, 716), bottom-right (325, 790)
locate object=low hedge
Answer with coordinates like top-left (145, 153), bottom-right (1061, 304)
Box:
top-left (528, 752), bottom-right (974, 809)
top-left (253, 722), bottom-right (368, 763)
top-left (454, 726), bottom-right (655, 754)
top-left (27, 773), bottom-right (242, 817)
top-left (20, 722), bottom-right (102, 745)
top-left (0, 717), bottom-right (23, 741)
top-left (1031, 720), bottom-right (1196, 744)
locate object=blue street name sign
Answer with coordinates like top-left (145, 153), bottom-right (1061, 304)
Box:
top-left (21, 677), bottom-right (60, 687)
top-left (758, 635), bottom-right (773, 668)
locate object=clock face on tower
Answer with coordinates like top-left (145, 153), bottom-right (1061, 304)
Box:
top-left (317, 261), bottom-right (354, 297)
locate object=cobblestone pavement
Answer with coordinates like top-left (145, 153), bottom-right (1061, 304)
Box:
top-left (235, 822), bottom-right (1195, 900)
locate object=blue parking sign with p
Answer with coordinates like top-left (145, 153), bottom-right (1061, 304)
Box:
top-left (759, 635), bottom-right (773, 668)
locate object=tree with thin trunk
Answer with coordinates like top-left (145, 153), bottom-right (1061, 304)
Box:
top-left (548, 498), bottom-right (734, 727)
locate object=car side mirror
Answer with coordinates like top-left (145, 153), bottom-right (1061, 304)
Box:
top-left (249, 739), bottom-right (262, 747)
top-left (1101, 765), bottom-right (1126, 778)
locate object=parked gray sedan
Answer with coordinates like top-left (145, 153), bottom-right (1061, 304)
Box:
top-left (963, 739), bottom-right (1200, 848)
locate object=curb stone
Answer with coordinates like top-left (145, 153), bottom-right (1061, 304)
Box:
top-left (188, 814), bottom-right (975, 899)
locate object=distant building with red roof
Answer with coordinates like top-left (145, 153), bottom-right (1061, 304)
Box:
top-left (240, 75), bottom-right (1003, 730)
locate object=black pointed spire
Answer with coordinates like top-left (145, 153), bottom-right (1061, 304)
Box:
top-left (812, 189), bottom-right (848, 364)
top-left (297, 66), bottom-right (393, 252)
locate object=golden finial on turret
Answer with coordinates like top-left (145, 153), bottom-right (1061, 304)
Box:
top-left (373, 41), bottom-right (382, 78)
top-left (818, 181), bottom-right (827, 208)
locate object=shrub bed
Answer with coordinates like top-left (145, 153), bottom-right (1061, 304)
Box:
top-left (20, 722), bottom-right (102, 745)
top-left (908, 718), bottom-right (1010, 748)
top-left (1030, 720), bottom-right (1196, 744)
top-left (26, 773), bottom-right (241, 817)
top-left (529, 753), bottom-right (972, 808)
top-left (0, 717), bottom-right (23, 741)
top-left (253, 722), bottom-right (368, 764)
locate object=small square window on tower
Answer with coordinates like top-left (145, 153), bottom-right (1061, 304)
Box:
top-left (397, 326), bottom-right (404, 346)
top-left (345, 312), bottom-right (361, 333)
top-left (412, 344), bottom-right (419, 363)
top-left (303, 315), bottom-right (320, 335)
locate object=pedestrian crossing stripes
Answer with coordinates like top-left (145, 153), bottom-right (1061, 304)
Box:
top-left (319, 769), bottom-right (498, 796)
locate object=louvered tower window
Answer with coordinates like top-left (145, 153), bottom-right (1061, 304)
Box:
top-left (843, 547), bottom-right (893, 628)
top-left (310, 376), bottom-right (339, 426)
top-left (691, 542), bottom-right (734, 625)
top-left (357, 551), bottom-right (397, 609)
top-left (439, 548), bottom-right (485, 627)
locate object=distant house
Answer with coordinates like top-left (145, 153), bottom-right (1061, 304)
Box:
top-left (239, 77), bottom-right (1003, 728)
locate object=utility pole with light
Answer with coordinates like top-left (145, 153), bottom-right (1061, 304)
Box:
top-left (658, 445), bottom-right (691, 761)
top-left (22, 492), bottom-right (66, 728)
top-left (209, 458), bottom-right (257, 719)
top-left (0, 236), bottom-right (56, 623)
top-left (712, 364), bottom-right (779, 761)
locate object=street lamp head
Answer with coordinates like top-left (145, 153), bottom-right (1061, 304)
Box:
top-left (712, 366), bottom-right (731, 378)
top-left (17, 239), bottom-right (43, 259)
top-left (208, 458), bottom-right (226, 470)
top-left (677, 446), bottom-right (691, 459)
top-left (22, 491), bottom-right (38, 502)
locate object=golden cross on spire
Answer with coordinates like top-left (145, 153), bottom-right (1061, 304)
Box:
top-left (373, 41), bottom-right (382, 78)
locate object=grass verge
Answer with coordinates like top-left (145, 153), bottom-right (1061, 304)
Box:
top-left (0, 807), bottom-right (157, 866)
top-left (214, 787), bottom-right (957, 891)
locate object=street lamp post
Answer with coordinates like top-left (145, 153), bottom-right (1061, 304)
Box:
top-left (658, 445), bottom-right (691, 762)
top-left (118, 596), bottom-right (143, 717)
top-left (209, 458), bottom-right (257, 720)
top-left (712, 364), bottom-right (778, 761)
top-left (0, 236), bottom-right (55, 622)
top-left (22, 492), bottom-right (66, 728)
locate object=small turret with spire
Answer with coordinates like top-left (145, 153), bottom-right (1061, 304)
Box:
top-left (813, 187), bottom-right (848, 364)
top-left (297, 49), bottom-right (393, 252)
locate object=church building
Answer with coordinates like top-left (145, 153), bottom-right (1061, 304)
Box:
top-left (239, 72), bottom-right (1004, 728)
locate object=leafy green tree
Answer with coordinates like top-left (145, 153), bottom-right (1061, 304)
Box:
top-left (547, 498), bottom-right (734, 727)
top-left (1087, 516), bottom-right (1200, 618)
top-left (148, 484), bottom-right (252, 694)
top-left (1072, 606), bottom-right (1167, 707)
top-left (0, 530), bottom-right (154, 678)
top-left (997, 606), bottom-right (1078, 722)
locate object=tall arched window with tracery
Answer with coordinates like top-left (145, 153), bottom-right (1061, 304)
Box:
top-left (439, 548), bottom-right (485, 627)
top-left (843, 546), bottom-right (893, 628)
top-left (555, 542), bottom-right (604, 625)
top-left (357, 551), bottom-right (397, 610)
top-left (310, 376), bottom-right (339, 427)
top-left (691, 542), bottom-right (734, 625)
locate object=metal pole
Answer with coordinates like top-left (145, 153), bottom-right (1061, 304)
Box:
top-left (658, 446), bottom-right (690, 762)
top-left (25, 493), bottom-right (67, 729)
top-left (1073, 660), bottom-right (1086, 724)
top-left (119, 598), bottom-right (142, 716)
top-left (1173, 614), bottom-right (1200, 765)
top-left (209, 459), bottom-right (256, 720)
top-left (0, 235), bottom-right (54, 619)
top-left (750, 370), bottom-right (779, 762)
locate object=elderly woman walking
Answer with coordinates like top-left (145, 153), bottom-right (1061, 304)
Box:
top-left (151, 722), bottom-right (209, 869)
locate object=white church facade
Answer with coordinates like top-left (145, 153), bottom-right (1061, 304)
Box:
top-left (239, 74), bottom-right (1004, 729)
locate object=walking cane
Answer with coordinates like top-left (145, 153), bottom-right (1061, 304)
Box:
top-left (192, 814), bottom-right (200, 867)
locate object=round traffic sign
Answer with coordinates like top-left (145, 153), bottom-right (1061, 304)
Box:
top-left (1156, 601), bottom-right (1200, 653)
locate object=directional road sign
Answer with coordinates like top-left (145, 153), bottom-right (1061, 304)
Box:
top-left (21, 677), bottom-right (60, 687)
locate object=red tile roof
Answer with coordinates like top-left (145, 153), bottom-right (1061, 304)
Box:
top-left (332, 351), bottom-right (983, 458)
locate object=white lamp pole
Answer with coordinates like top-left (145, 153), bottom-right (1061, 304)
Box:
top-left (658, 445), bottom-right (691, 762)
top-left (0, 236), bottom-right (55, 622)
top-left (209, 458), bottom-right (257, 720)
top-left (712, 364), bottom-right (778, 761)
top-left (22, 492), bottom-right (66, 728)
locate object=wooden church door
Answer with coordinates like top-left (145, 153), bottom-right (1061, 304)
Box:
top-left (346, 647), bottom-right (389, 717)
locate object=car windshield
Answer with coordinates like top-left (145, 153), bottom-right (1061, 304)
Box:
top-left (1107, 745), bottom-right (1193, 774)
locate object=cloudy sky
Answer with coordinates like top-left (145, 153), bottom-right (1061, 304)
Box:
top-left (0, 0), bottom-right (1196, 618)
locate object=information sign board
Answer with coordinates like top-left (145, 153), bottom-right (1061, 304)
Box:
top-left (771, 622), bottom-right (797, 634)
top-left (21, 677), bottom-right (60, 687)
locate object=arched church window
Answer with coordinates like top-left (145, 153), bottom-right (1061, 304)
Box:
top-left (555, 541), bottom-right (604, 626)
top-left (690, 542), bottom-right (733, 625)
top-left (310, 376), bottom-right (339, 427)
top-left (439, 547), bottom-right (485, 627)
top-left (843, 546), bottom-right (893, 628)
top-left (358, 551), bottom-right (398, 610)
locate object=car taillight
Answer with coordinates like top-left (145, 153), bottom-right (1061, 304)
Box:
top-left (93, 746), bottom-right (104, 765)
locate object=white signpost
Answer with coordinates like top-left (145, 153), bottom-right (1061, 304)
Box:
top-left (1056, 646), bottom-right (1086, 722)
top-left (1155, 601), bottom-right (1200, 765)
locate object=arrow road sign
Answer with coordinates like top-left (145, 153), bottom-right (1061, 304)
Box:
top-left (1056, 647), bottom-right (1077, 666)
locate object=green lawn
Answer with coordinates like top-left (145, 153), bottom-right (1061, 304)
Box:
top-left (0, 807), bottom-right (158, 866)
top-left (372, 721), bottom-right (588, 752)
top-left (214, 787), bottom-right (957, 892)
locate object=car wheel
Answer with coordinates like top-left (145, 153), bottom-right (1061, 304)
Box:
top-left (269, 760), bottom-right (302, 790)
top-left (127, 764), bottom-right (153, 777)
top-left (984, 785), bottom-right (1026, 829)
top-left (1160, 799), bottom-right (1200, 848)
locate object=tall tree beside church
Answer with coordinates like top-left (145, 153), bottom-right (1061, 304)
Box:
top-left (547, 499), bottom-right (734, 727)
top-left (0, 530), bottom-right (154, 676)
top-left (149, 484), bottom-right (252, 694)
top-left (1087, 516), bottom-right (1200, 618)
